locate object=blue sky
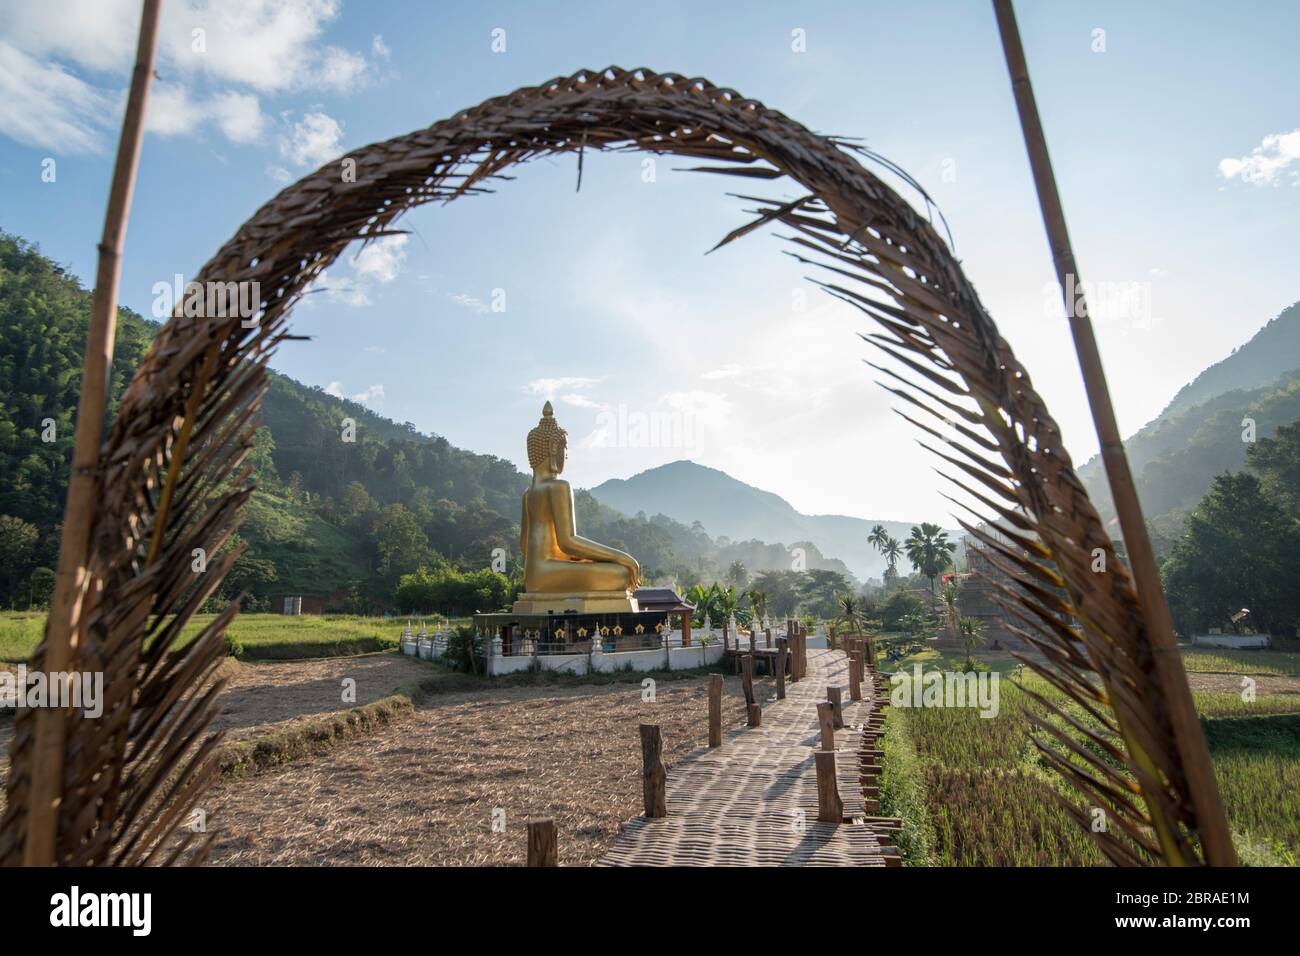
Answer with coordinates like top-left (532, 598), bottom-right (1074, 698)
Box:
top-left (2, 0), bottom-right (1297, 523)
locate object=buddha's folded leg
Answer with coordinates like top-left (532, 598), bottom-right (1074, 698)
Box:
top-left (530, 558), bottom-right (631, 592)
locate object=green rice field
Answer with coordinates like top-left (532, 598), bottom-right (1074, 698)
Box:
top-left (0, 610), bottom-right (417, 662)
top-left (880, 649), bottom-right (1300, 866)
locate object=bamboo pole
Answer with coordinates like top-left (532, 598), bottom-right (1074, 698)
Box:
top-left (24, 0), bottom-right (162, 867)
top-left (991, 0), bottom-right (1236, 866)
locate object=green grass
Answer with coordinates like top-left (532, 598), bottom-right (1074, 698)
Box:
top-left (1180, 648), bottom-right (1300, 678)
top-left (884, 646), bottom-right (1026, 677)
top-left (0, 611), bottom-right (402, 662)
top-left (0, 612), bottom-right (45, 662)
top-left (877, 706), bottom-right (934, 865)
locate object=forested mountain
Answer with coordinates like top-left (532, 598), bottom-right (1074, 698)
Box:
top-left (1157, 301), bottom-right (1300, 420)
top-left (0, 231), bottom-right (866, 611)
top-left (591, 460), bottom-right (958, 580)
top-left (1078, 301), bottom-right (1300, 553)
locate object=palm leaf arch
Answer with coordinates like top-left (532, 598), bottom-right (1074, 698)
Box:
top-left (1, 65), bottom-right (1220, 866)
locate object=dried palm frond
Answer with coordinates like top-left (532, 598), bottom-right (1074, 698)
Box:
top-left (2, 66), bottom-right (1227, 865)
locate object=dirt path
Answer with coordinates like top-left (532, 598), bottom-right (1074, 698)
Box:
top-left (1186, 672), bottom-right (1300, 696)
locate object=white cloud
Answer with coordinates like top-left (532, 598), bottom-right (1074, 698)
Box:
top-left (322, 381), bottom-right (383, 404)
top-left (525, 377), bottom-right (603, 396)
top-left (1217, 129), bottom-right (1300, 186)
top-left (0, 0), bottom-right (378, 152)
top-left (351, 234), bottom-right (408, 283)
top-left (210, 91), bottom-right (268, 143)
top-left (449, 292), bottom-right (489, 314)
top-left (280, 109), bottom-right (343, 167)
top-left (372, 35), bottom-right (391, 60)
top-left (303, 268), bottom-right (370, 307)
top-left (315, 46), bottom-right (368, 90)
top-left (265, 164), bottom-right (292, 184)
top-left (0, 40), bottom-right (114, 152)
top-left (144, 82), bottom-right (203, 137)
top-left (701, 363), bottom-right (747, 380)
top-left (559, 392), bottom-right (604, 410)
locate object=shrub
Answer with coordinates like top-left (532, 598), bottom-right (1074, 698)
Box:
top-left (443, 624), bottom-right (484, 673)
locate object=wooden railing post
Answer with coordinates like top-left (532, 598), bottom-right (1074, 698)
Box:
top-left (527, 819), bottom-right (557, 866)
top-left (827, 686), bottom-right (844, 729)
top-left (708, 673), bottom-right (722, 748)
top-left (640, 723), bottom-right (667, 818)
top-left (775, 638), bottom-right (788, 700)
top-left (849, 652), bottom-right (862, 702)
top-left (816, 701), bottom-right (835, 752)
top-left (747, 703), bottom-right (762, 727)
top-left (815, 751), bottom-right (844, 824)
top-left (741, 652), bottom-right (755, 707)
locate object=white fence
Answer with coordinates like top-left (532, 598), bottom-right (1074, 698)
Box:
top-left (400, 625), bottom-right (451, 661)
top-left (1190, 633), bottom-right (1271, 649)
top-left (484, 635), bottom-right (724, 676)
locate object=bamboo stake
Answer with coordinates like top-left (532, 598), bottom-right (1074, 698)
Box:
top-left (991, 0), bottom-right (1235, 866)
top-left (24, 0), bottom-right (162, 867)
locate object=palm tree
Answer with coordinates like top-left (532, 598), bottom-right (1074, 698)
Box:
top-left (748, 588), bottom-right (768, 622)
top-left (904, 523), bottom-right (957, 594)
top-left (958, 616), bottom-right (987, 667)
top-left (868, 524), bottom-right (889, 553)
top-left (836, 593), bottom-right (865, 641)
top-left (725, 560), bottom-right (749, 588)
top-left (714, 584), bottom-right (749, 641)
top-left (881, 536), bottom-right (903, 590)
top-left (939, 581), bottom-right (960, 640)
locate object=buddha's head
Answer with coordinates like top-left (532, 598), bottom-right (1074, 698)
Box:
top-left (527, 401), bottom-right (567, 475)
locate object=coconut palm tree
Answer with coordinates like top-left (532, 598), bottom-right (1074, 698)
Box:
top-left (868, 524), bottom-right (889, 553)
top-left (881, 536), bottom-right (903, 590)
top-left (904, 523), bottom-right (957, 594)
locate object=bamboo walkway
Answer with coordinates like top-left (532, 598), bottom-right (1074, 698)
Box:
top-left (600, 648), bottom-right (900, 866)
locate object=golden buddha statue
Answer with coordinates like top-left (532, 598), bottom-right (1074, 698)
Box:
top-left (513, 402), bottom-right (641, 614)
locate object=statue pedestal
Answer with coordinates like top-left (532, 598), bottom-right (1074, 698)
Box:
top-left (512, 590), bottom-right (641, 614)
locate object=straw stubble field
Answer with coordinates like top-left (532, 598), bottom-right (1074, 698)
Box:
top-left (203, 670), bottom-right (757, 866)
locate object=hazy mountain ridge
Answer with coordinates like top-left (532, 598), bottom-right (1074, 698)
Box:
top-left (590, 460), bottom-right (956, 580)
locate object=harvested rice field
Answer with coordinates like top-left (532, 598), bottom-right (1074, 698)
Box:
top-left (212, 653), bottom-right (434, 743)
top-left (203, 667), bottom-right (758, 866)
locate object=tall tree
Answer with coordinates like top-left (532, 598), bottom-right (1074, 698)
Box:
top-left (1248, 419), bottom-right (1300, 515)
top-left (868, 523), bottom-right (888, 553)
top-left (904, 523), bottom-right (957, 594)
top-left (1162, 472), bottom-right (1300, 636)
